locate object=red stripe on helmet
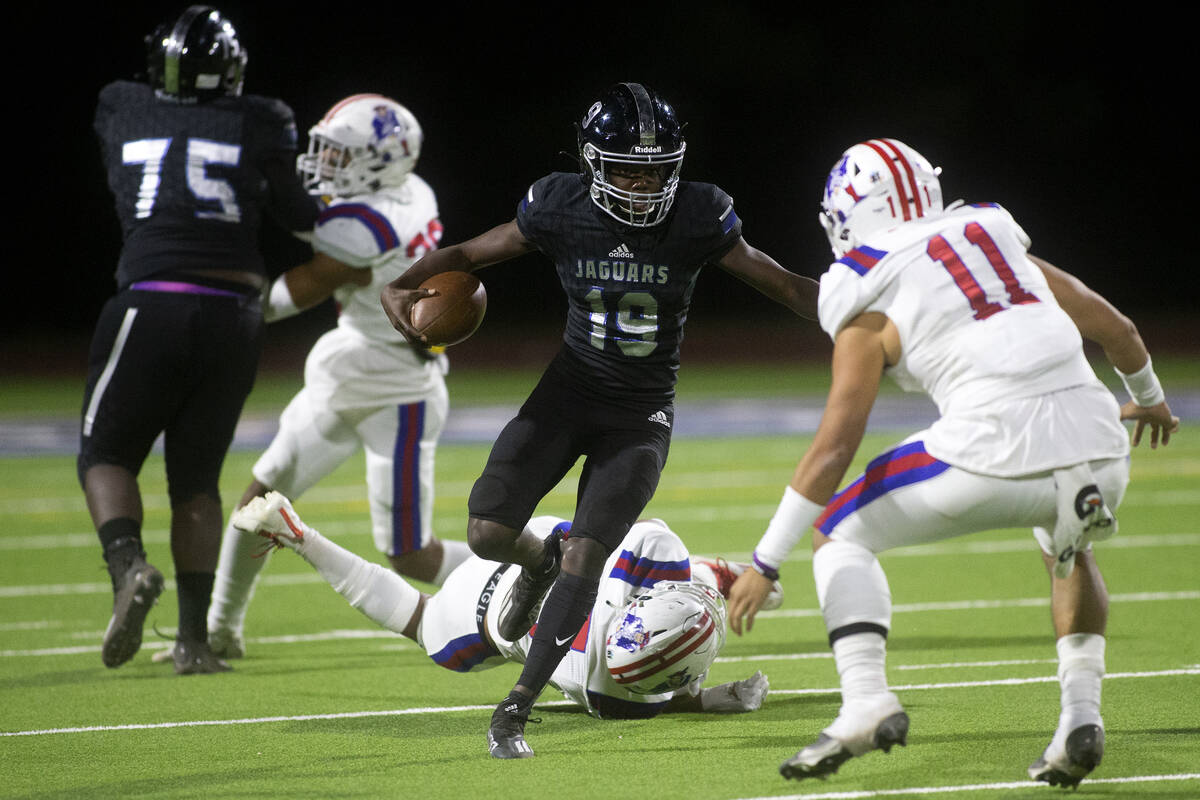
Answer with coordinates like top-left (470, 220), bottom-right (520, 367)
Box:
top-left (862, 140), bottom-right (910, 221)
top-left (610, 613), bottom-right (715, 684)
top-left (873, 139), bottom-right (925, 219)
top-left (323, 93), bottom-right (386, 122)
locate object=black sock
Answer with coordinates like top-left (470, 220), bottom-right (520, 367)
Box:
top-left (513, 572), bottom-right (599, 697)
top-left (535, 538), bottom-right (558, 575)
top-left (175, 572), bottom-right (215, 643)
top-left (99, 518), bottom-right (144, 585)
top-left (494, 690), bottom-right (534, 720)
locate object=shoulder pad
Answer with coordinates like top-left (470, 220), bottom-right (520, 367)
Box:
top-left (817, 246), bottom-right (891, 339)
top-left (314, 201), bottom-right (402, 263)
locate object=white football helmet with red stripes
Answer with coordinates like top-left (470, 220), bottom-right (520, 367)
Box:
top-left (605, 581), bottom-right (726, 695)
top-left (819, 138), bottom-right (943, 257)
top-left (296, 94), bottom-right (422, 197)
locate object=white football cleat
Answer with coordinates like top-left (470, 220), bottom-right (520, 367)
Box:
top-left (231, 492), bottom-right (310, 551)
top-left (1028, 723), bottom-right (1104, 788)
top-left (780, 694), bottom-right (908, 780)
top-left (692, 558), bottom-right (784, 610)
top-left (207, 627), bottom-right (246, 659)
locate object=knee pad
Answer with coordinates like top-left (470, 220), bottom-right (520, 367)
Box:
top-left (813, 539), bottom-right (893, 645)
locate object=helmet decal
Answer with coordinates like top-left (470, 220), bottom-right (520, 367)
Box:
top-left (582, 101), bottom-right (602, 128)
top-left (371, 105), bottom-right (405, 143)
top-left (609, 611), bottom-right (651, 653)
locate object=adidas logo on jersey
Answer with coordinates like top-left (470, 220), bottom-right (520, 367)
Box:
top-left (647, 410), bottom-right (671, 428)
top-left (608, 242), bottom-right (636, 259)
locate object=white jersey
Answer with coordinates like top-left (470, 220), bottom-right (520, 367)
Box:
top-left (251, 176), bottom-right (449, 553)
top-left (818, 202), bottom-right (1129, 476)
top-left (421, 516), bottom-right (696, 719)
top-left (313, 175), bottom-right (442, 343)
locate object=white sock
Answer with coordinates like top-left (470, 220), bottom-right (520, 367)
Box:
top-left (832, 632), bottom-right (892, 705)
top-left (208, 519), bottom-right (271, 634)
top-left (813, 539), bottom-right (893, 636)
top-left (431, 538), bottom-right (472, 586)
top-left (299, 529), bottom-right (422, 635)
top-left (1057, 633), bottom-right (1106, 734)
top-left (825, 632), bottom-right (902, 753)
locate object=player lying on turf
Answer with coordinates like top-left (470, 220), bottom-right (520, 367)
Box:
top-left (233, 492), bottom-right (779, 721)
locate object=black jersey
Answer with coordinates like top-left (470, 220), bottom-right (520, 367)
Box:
top-left (516, 172), bottom-right (742, 402)
top-left (94, 80), bottom-right (318, 288)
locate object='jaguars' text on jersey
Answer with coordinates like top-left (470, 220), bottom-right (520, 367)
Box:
top-left (517, 172), bottom-right (741, 402)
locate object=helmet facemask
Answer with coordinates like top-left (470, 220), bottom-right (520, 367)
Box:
top-left (581, 140), bottom-right (685, 227)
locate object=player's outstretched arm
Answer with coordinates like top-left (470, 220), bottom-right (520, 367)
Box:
top-left (1033, 255), bottom-right (1179, 447)
top-left (716, 237), bottom-right (819, 320)
top-left (729, 313), bottom-right (892, 635)
top-left (662, 670), bottom-right (769, 713)
top-left (264, 251), bottom-right (370, 322)
top-left (381, 219), bottom-right (535, 343)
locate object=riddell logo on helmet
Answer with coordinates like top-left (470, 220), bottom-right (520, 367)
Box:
top-left (632, 145), bottom-right (664, 154)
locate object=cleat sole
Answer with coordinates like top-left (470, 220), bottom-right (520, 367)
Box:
top-left (101, 566), bottom-right (165, 668)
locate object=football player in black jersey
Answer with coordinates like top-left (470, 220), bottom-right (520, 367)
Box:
top-left (81, 6), bottom-right (318, 674)
top-left (382, 82), bottom-right (818, 757)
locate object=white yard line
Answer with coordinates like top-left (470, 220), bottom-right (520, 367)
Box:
top-left (2, 590), bottom-right (1196, 647)
top-left (732, 772), bottom-right (1200, 800)
top-left (767, 668), bottom-right (1200, 697)
top-left (757, 590), bottom-right (1199, 620)
top-left (4, 669), bottom-right (1196, 738)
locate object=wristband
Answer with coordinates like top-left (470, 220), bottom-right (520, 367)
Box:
top-left (1115, 358), bottom-right (1165, 407)
top-left (750, 555), bottom-right (780, 582)
top-left (753, 486), bottom-right (825, 575)
top-left (263, 275), bottom-right (300, 323)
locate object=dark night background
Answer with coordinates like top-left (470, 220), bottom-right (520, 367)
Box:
top-left (7, 4), bottom-right (1193, 371)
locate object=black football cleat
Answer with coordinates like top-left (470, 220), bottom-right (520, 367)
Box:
top-left (497, 530), bottom-right (564, 642)
top-left (101, 558), bottom-right (165, 668)
top-left (169, 638), bottom-right (233, 675)
top-left (1028, 724), bottom-right (1104, 788)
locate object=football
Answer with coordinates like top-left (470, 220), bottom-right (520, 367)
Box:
top-left (409, 271), bottom-right (487, 347)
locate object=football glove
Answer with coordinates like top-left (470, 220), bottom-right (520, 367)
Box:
top-left (699, 670), bottom-right (769, 713)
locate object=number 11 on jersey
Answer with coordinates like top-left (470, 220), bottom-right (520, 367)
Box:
top-left (927, 221), bottom-right (1039, 320)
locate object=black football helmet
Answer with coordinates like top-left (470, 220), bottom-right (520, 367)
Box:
top-left (577, 83), bottom-right (686, 227)
top-left (145, 6), bottom-right (247, 103)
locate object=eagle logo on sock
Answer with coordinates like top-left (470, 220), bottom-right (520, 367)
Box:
top-left (1073, 485), bottom-right (1112, 533)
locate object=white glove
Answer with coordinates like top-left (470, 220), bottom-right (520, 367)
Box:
top-left (699, 670), bottom-right (769, 712)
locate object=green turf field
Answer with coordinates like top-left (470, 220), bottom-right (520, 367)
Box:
top-left (1, 363), bottom-right (1197, 799)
